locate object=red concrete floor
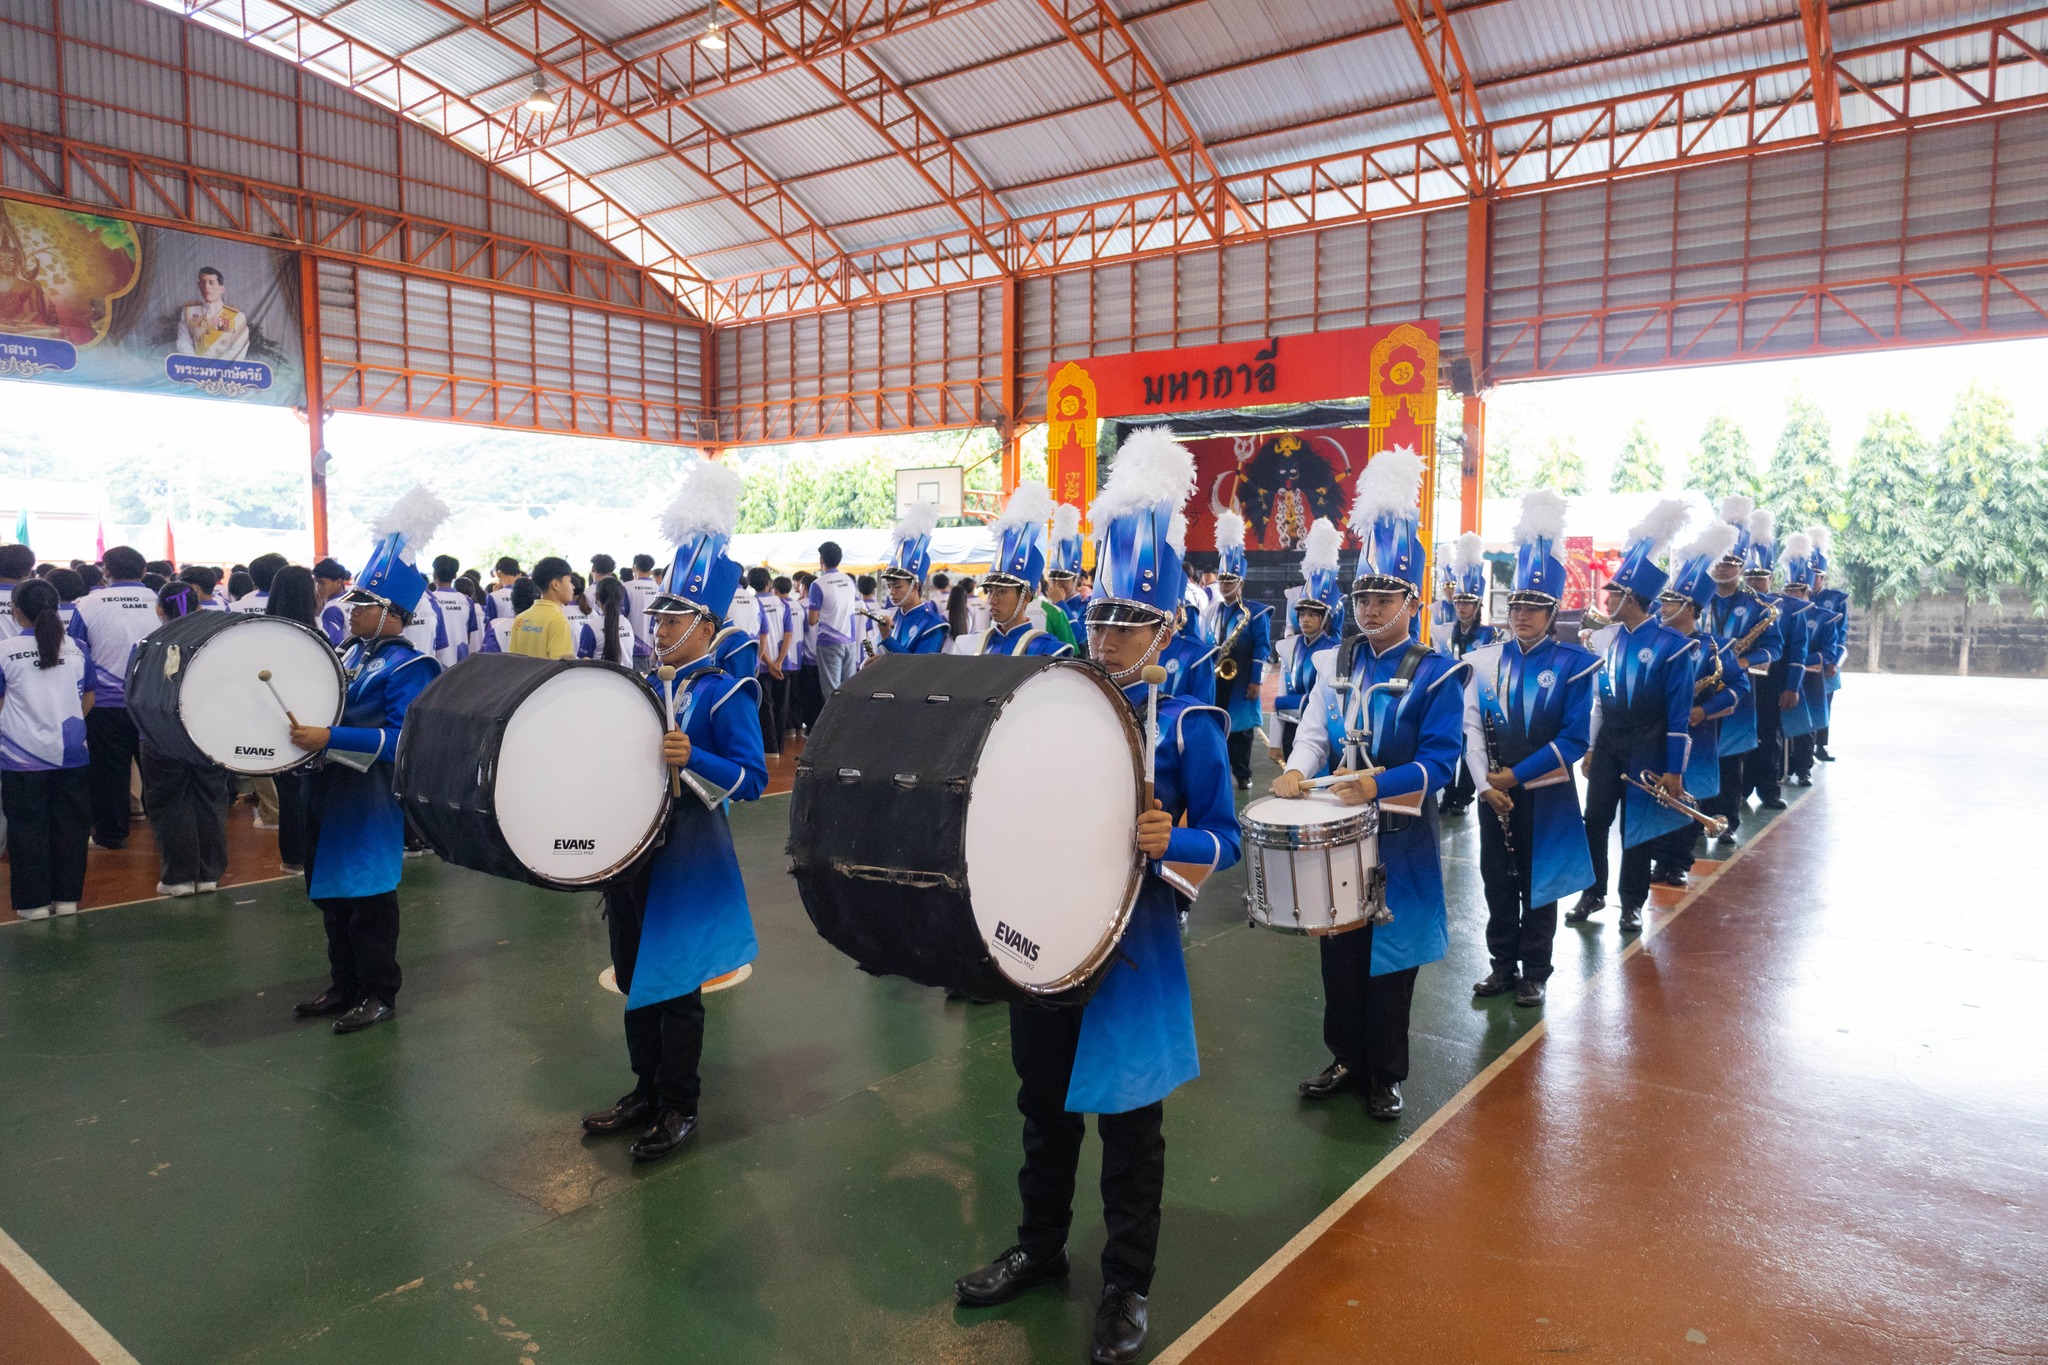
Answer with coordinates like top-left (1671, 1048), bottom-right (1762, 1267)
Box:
top-left (0, 796), bottom-right (295, 925)
top-left (1166, 674), bottom-right (2048, 1365)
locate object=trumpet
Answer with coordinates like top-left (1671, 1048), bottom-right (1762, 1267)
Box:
top-left (1579, 605), bottom-right (1612, 632)
top-left (1623, 769), bottom-right (1728, 837)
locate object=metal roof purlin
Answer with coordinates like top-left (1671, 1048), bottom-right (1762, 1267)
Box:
top-left (1393, 0), bottom-right (1498, 193)
top-left (1799, 0), bottom-right (1842, 138)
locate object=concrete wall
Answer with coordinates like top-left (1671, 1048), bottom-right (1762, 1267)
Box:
top-left (1847, 586), bottom-right (2048, 678)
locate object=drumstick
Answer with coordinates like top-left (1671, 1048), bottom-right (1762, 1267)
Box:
top-left (656, 665), bottom-right (683, 798)
top-left (255, 669), bottom-right (299, 728)
top-left (1302, 767), bottom-right (1384, 790)
top-left (1139, 663), bottom-right (1168, 804)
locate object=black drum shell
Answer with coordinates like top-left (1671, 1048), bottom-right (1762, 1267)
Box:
top-left (125, 610), bottom-right (342, 773)
top-left (788, 652), bottom-right (1141, 1007)
top-left (394, 653), bottom-right (667, 891)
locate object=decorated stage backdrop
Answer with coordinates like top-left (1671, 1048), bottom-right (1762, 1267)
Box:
top-left (0, 194), bottom-right (306, 406)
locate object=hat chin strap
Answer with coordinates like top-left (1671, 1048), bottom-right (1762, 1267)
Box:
top-left (1100, 617), bottom-right (1173, 688)
top-left (653, 614), bottom-right (707, 665)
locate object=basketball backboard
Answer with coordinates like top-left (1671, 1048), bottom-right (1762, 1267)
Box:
top-left (894, 466), bottom-right (964, 520)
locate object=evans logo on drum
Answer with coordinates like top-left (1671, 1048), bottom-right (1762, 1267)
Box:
top-left (991, 920), bottom-right (1042, 964)
top-left (553, 838), bottom-right (598, 854)
top-left (235, 745), bottom-right (277, 758)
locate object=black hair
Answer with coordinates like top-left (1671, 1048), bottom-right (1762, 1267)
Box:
top-left (198, 265), bottom-right (223, 283)
top-left (47, 568), bottom-right (85, 602)
top-left (511, 577), bottom-right (540, 614)
top-left (157, 581), bottom-right (201, 619)
top-left (78, 564), bottom-right (103, 589)
top-left (746, 566), bottom-right (771, 592)
top-left (0, 544), bottom-right (36, 579)
top-left (946, 580), bottom-right (971, 637)
top-left (265, 565), bottom-right (319, 626)
top-left (531, 556), bottom-right (572, 592)
top-left (230, 563), bottom-right (247, 575)
top-left (33, 562), bottom-right (53, 577)
top-left (146, 559), bottom-right (176, 578)
top-left (431, 554), bottom-right (459, 583)
top-left (590, 553), bottom-right (616, 575)
top-left (595, 575), bottom-right (626, 665)
top-left (495, 556), bottom-right (521, 576)
top-left (931, 572), bottom-right (951, 593)
top-left (856, 574), bottom-right (876, 596)
top-left (179, 564), bottom-right (220, 593)
top-left (453, 578), bottom-right (482, 605)
top-left (140, 573), bottom-right (167, 592)
top-left (313, 558), bottom-right (349, 582)
top-left (13, 578), bottom-right (64, 669)
top-left (103, 545), bottom-right (147, 580)
top-left (772, 575), bottom-right (791, 594)
top-left (248, 552), bottom-right (288, 592)
top-left (632, 554), bottom-right (656, 573)
top-left (819, 541), bottom-right (842, 569)
top-left (227, 570), bottom-right (254, 599)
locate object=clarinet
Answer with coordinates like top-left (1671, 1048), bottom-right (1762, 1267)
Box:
top-left (1479, 655), bottom-right (1516, 853)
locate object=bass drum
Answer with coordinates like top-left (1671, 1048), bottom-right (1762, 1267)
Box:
top-left (395, 654), bottom-right (670, 889)
top-left (790, 653), bottom-right (1145, 1005)
top-left (126, 610), bottom-right (344, 775)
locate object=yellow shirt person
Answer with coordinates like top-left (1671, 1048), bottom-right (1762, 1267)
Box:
top-left (508, 558), bottom-right (579, 660)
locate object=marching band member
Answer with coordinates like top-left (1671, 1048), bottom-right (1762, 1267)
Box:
top-left (287, 488), bottom-right (446, 1035)
top-left (1265, 518), bottom-right (1342, 766)
top-left (1206, 511), bottom-right (1272, 791)
top-left (1783, 530), bottom-right (1836, 784)
top-left (876, 502), bottom-right (951, 655)
top-left (581, 459), bottom-right (766, 1163)
top-left (953, 428), bottom-right (1238, 1365)
top-left (1160, 591), bottom-right (1215, 703)
top-left (1808, 527), bottom-right (1846, 761)
top-left (1463, 490), bottom-right (1599, 1007)
top-left (1740, 511), bottom-right (1793, 813)
top-left (1272, 449), bottom-right (1467, 1121)
top-left (1649, 524), bottom-right (1741, 889)
top-left (1569, 498), bottom-right (1698, 935)
top-left (978, 483), bottom-right (1075, 658)
top-left (1436, 531), bottom-right (1497, 816)
top-left (1703, 498), bottom-right (1777, 845)
top-left (1042, 502), bottom-right (1090, 650)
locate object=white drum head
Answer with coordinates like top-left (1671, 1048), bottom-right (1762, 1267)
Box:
top-left (963, 665), bottom-right (1141, 992)
top-left (1244, 795), bottom-right (1360, 828)
top-left (178, 618), bottom-right (344, 774)
top-left (495, 667), bottom-right (669, 884)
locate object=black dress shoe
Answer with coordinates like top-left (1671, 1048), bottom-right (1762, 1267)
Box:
top-left (1713, 833), bottom-right (1738, 849)
top-left (1367, 1079), bottom-right (1403, 1121)
top-left (1089, 1285), bottom-right (1148, 1364)
top-left (1514, 978), bottom-right (1545, 1007)
top-left (294, 987), bottom-right (355, 1017)
top-left (1652, 868), bottom-right (1688, 888)
top-left (1565, 894), bottom-right (1605, 924)
top-left (1789, 774), bottom-right (1812, 787)
top-left (1816, 748), bottom-right (1835, 762)
top-left (1472, 968), bottom-right (1519, 997)
top-left (1760, 797), bottom-right (1787, 810)
top-left (1297, 1060), bottom-right (1358, 1100)
top-left (582, 1091), bottom-right (658, 1135)
top-left (333, 998), bottom-right (393, 1034)
top-left (1619, 905), bottom-right (1643, 933)
top-left (954, 1245), bottom-right (1069, 1307)
top-left (628, 1109), bottom-right (697, 1162)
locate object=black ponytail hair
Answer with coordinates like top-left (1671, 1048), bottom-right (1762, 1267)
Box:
top-left (14, 579), bottom-right (65, 669)
top-left (158, 582), bottom-right (202, 620)
top-left (595, 575), bottom-right (625, 665)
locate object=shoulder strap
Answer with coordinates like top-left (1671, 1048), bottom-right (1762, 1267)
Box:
top-left (1393, 642), bottom-right (1431, 686)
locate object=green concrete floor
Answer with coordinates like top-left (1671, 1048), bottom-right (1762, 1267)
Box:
top-left (0, 751), bottom-right (1800, 1364)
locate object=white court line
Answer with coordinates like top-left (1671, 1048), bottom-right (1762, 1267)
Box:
top-left (0, 874), bottom-right (300, 927)
top-left (0, 1226), bottom-right (140, 1364)
top-left (1152, 798), bottom-right (1804, 1364)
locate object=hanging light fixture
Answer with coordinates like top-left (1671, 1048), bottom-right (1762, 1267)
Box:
top-left (524, 71), bottom-right (558, 115)
top-left (698, 4), bottom-right (727, 50)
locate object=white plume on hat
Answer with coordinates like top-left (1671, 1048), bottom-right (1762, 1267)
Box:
top-left (1347, 447), bottom-right (1425, 536)
top-left (1625, 497), bottom-right (1692, 557)
top-left (659, 456), bottom-right (742, 544)
top-left (1513, 488), bottom-right (1569, 547)
top-left (1719, 494), bottom-right (1754, 525)
top-left (992, 481), bottom-right (1054, 534)
top-left (1090, 426), bottom-right (1197, 526)
top-left (1168, 510), bottom-right (1188, 554)
top-left (892, 498), bottom-right (942, 544)
top-left (1051, 501), bottom-right (1082, 542)
top-left (1215, 509), bottom-right (1247, 555)
top-left (1452, 531), bottom-right (1484, 572)
top-left (1748, 507), bottom-right (1776, 546)
top-left (1806, 524), bottom-right (1832, 553)
top-left (1682, 521), bottom-right (1739, 565)
top-left (371, 485), bottom-right (449, 559)
top-left (1783, 530), bottom-right (1813, 561)
top-left (1300, 517), bottom-right (1340, 574)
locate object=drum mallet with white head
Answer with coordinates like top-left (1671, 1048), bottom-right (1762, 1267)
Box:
top-left (255, 670), bottom-right (300, 728)
top-left (1139, 663), bottom-right (1168, 803)
top-left (656, 665), bottom-right (683, 799)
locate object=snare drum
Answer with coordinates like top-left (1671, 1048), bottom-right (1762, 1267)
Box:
top-left (790, 653), bottom-right (1145, 1006)
top-left (126, 610), bottom-right (345, 775)
top-left (394, 654), bottom-right (670, 889)
top-left (1240, 795), bottom-right (1385, 935)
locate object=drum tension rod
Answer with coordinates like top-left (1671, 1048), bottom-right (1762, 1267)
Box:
top-left (892, 774), bottom-right (920, 789)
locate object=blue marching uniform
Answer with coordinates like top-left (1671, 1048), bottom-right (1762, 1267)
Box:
top-left (1161, 616), bottom-right (1214, 701)
top-left (1268, 627), bottom-right (1336, 757)
top-left (1648, 630), bottom-right (1737, 880)
top-left (1056, 595), bottom-right (1089, 644)
top-left (711, 624), bottom-right (761, 678)
top-left (1777, 596), bottom-right (1818, 741)
top-left (1706, 587), bottom-right (1779, 833)
top-left (981, 619), bottom-right (1072, 658)
top-left (1582, 617), bottom-right (1698, 913)
top-left (1208, 598), bottom-right (1271, 787)
top-left (880, 600), bottom-right (950, 655)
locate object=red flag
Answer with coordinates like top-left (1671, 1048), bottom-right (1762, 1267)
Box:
top-left (96, 516), bottom-right (106, 559)
top-left (164, 514), bottom-right (177, 564)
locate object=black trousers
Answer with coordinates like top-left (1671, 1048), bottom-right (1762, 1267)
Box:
top-left (1478, 791), bottom-right (1556, 981)
top-left (83, 706), bottom-right (139, 847)
top-left (1789, 732), bottom-right (1815, 780)
top-left (316, 892), bottom-right (402, 1006)
top-left (793, 663), bottom-right (823, 730)
top-left (1650, 821), bottom-right (1700, 878)
top-left (274, 770), bottom-right (312, 869)
top-left (1010, 1001), bottom-right (1166, 1295)
top-left (138, 742), bottom-right (230, 887)
top-left (1318, 923), bottom-right (1420, 1083)
top-left (1582, 742), bottom-right (1652, 910)
top-left (1746, 666), bottom-right (1786, 802)
top-left (1226, 729), bottom-right (1253, 785)
top-left (1712, 754), bottom-right (1747, 834)
top-left (605, 854), bottom-right (707, 1115)
top-left (1441, 761), bottom-right (1476, 810)
top-left (757, 673), bottom-right (784, 755)
top-left (3, 767), bottom-right (91, 911)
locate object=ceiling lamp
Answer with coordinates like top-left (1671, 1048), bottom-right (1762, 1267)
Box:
top-left (699, 6), bottom-right (727, 49)
top-left (524, 72), bottom-right (558, 115)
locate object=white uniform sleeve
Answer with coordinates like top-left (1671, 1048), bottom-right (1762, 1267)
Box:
top-left (1462, 664), bottom-right (1491, 790)
top-left (1283, 661), bottom-right (1335, 777)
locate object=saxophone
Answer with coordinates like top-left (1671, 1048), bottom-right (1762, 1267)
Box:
top-left (1693, 636), bottom-right (1724, 700)
top-left (1213, 602), bottom-right (1254, 682)
top-left (1729, 596), bottom-right (1780, 675)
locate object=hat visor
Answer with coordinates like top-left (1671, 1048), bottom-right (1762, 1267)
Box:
top-left (337, 588), bottom-right (391, 609)
top-left (647, 593), bottom-right (711, 618)
top-left (880, 567), bottom-right (919, 582)
top-left (1350, 574), bottom-right (1417, 598)
top-left (1506, 591), bottom-right (1558, 608)
top-left (1085, 598), bottom-right (1170, 628)
top-left (981, 572), bottom-right (1028, 590)
top-left (1045, 568), bottom-right (1078, 580)
top-left (1451, 591), bottom-right (1481, 603)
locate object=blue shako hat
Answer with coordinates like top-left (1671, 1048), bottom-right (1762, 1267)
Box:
top-left (1804, 524), bottom-right (1832, 575)
top-left (1346, 446), bottom-right (1426, 596)
top-left (1719, 495), bottom-right (1754, 564)
top-left (1296, 517), bottom-right (1343, 617)
top-left (1781, 530), bottom-right (1817, 587)
top-left (344, 485), bottom-right (447, 619)
top-left (1087, 426), bottom-right (1197, 621)
top-left (985, 483), bottom-right (1053, 589)
top-left (1743, 507), bottom-right (1776, 577)
top-left (1511, 488), bottom-right (1569, 606)
top-left (1609, 497), bottom-right (1691, 601)
top-left (1214, 509), bottom-right (1248, 580)
top-left (1449, 531), bottom-right (1487, 602)
top-left (1664, 521), bottom-right (1738, 609)
top-left (1047, 502), bottom-right (1083, 578)
top-left (884, 500), bottom-right (940, 583)
top-left (653, 456), bottom-right (744, 622)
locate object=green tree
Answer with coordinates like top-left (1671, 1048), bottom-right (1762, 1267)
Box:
top-left (1686, 413), bottom-right (1759, 503)
top-left (2013, 435), bottom-right (2048, 617)
top-left (1931, 382), bottom-right (2024, 674)
top-left (1483, 434), bottom-right (1521, 498)
top-left (1608, 420), bottom-right (1666, 493)
top-left (1837, 411), bottom-right (1936, 670)
top-left (1762, 388), bottom-right (1842, 529)
top-left (1527, 435), bottom-right (1587, 495)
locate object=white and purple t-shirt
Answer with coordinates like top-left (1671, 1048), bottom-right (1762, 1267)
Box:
top-left (807, 571), bottom-right (857, 649)
top-left (0, 632), bottom-right (92, 770)
top-left (66, 582), bottom-right (159, 709)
